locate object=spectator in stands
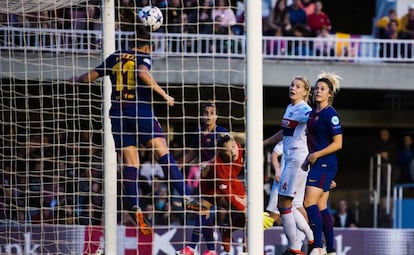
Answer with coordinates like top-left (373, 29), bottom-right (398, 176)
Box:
top-left (165, 0), bottom-right (184, 33)
top-left (69, 4), bottom-right (87, 31)
top-left (116, 0), bottom-right (135, 31)
top-left (287, 0), bottom-right (307, 31)
top-left (398, 134), bottom-right (414, 183)
top-left (288, 24), bottom-right (313, 56)
top-left (375, 8), bottom-right (401, 37)
top-left (267, 0), bottom-right (291, 36)
top-left (306, 0), bottom-right (331, 36)
top-left (333, 199), bottom-right (358, 228)
top-left (373, 128), bottom-right (398, 164)
top-left (211, 15), bottom-right (241, 53)
top-left (8, 13), bottom-right (30, 28)
top-left (139, 150), bottom-right (165, 187)
top-left (232, 1), bottom-right (245, 35)
top-left (377, 196), bottom-right (392, 228)
top-left (27, 10), bottom-right (50, 29)
top-left (301, 0), bottom-right (315, 17)
top-left (374, 128), bottom-right (400, 185)
top-left (264, 26), bottom-right (287, 55)
top-left (314, 25), bottom-right (335, 57)
top-left (153, 183), bottom-right (173, 225)
top-left (183, 0), bottom-right (198, 18)
top-left (262, 0), bottom-right (275, 33)
top-left (86, 1), bottom-right (101, 31)
top-left (378, 19), bottom-right (412, 59)
top-left (211, 0), bottom-right (237, 32)
top-left (187, 0), bottom-right (213, 34)
top-left (400, 3), bottom-right (414, 39)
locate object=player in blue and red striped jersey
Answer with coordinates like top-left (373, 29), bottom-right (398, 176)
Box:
top-left (69, 23), bottom-right (205, 236)
top-left (177, 103), bottom-right (228, 255)
top-left (183, 103), bottom-right (229, 166)
top-left (304, 72), bottom-right (343, 255)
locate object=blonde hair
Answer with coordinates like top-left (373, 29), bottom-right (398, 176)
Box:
top-left (292, 76), bottom-right (311, 103)
top-left (315, 72), bottom-right (342, 104)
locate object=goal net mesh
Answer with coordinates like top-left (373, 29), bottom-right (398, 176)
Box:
top-left (0, 0), bottom-right (246, 254)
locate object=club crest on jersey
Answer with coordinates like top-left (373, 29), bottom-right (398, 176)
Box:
top-left (331, 116), bottom-right (340, 125)
top-left (143, 58), bottom-right (151, 65)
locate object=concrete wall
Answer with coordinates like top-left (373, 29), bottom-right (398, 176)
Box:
top-left (2, 53), bottom-right (414, 91)
top-left (2, 52), bottom-right (414, 128)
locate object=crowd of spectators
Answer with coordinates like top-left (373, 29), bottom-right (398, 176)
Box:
top-left (0, 128), bottom-right (104, 225)
top-left (1, 0), bottom-right (413, 58)
top-left (375, 4), bottom-right (414, 59)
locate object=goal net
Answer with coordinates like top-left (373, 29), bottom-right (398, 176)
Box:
top-left (0, 0), bottom-right (250, 254)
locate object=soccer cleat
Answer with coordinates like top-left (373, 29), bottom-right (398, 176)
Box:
top-left (308, 247), bottom-right (327, 255)
top-left (134, 207), bottom-right (152, 236)
top-left (326, 250), bottom-right (336, 255)
top-left (185, 199), bottom-right (208, 211)
top-left (220, 226), bottom-right (231, 252)
top-left (282, 248), bottom-right (305, 255)
top-left (176, 246), bottom-right (195, 255)
top-left (201, 250), bottom-right (218, 255)
top-left (306, 241), bottom-right (315, 255)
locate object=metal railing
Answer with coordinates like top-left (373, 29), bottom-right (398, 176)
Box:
top-left (1, 26), bottom-right (414, 63)
top-left (369, 154), bottom-right (393, 228)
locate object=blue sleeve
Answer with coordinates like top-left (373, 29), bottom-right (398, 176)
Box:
top-left (137, 55), bottom-right (152, 70)
top-left (95, 54), bottom-right (117, 77)
top-left (327, 108), bottom-right (342, 137)
top-left (216, 126), bottom-right (230, 135)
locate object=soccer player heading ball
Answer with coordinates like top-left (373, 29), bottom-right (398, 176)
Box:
top-left (68, 17), bottom-right (205, 236)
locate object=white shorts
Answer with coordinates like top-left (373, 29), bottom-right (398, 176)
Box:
top-left (266, 170), bottom-right (307, 213)
top-left (278, 158), bottom-right (307, 207)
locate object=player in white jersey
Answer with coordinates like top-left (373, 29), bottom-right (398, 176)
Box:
top-left (264, 76), bottom-right (314, 255)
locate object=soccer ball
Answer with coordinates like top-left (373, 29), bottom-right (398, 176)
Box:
top-left (137, 6), bottom-right (163, 31)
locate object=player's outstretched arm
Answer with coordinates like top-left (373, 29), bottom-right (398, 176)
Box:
top-left (138, 64), bottom-right (174, 106)
top-left (68, 70), bottom-right (100, 83)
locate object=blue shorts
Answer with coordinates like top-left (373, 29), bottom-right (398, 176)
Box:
top-left (306, 162), bottom-right (337, 192)
top-left (110, 105), bottom-right (165, 149)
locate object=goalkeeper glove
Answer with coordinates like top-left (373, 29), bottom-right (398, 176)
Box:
top-left (263, 212), bottom-right (275, 230)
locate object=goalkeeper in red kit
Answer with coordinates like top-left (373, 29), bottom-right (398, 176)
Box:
top-left (200, 135), bottom-right (246, 253)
